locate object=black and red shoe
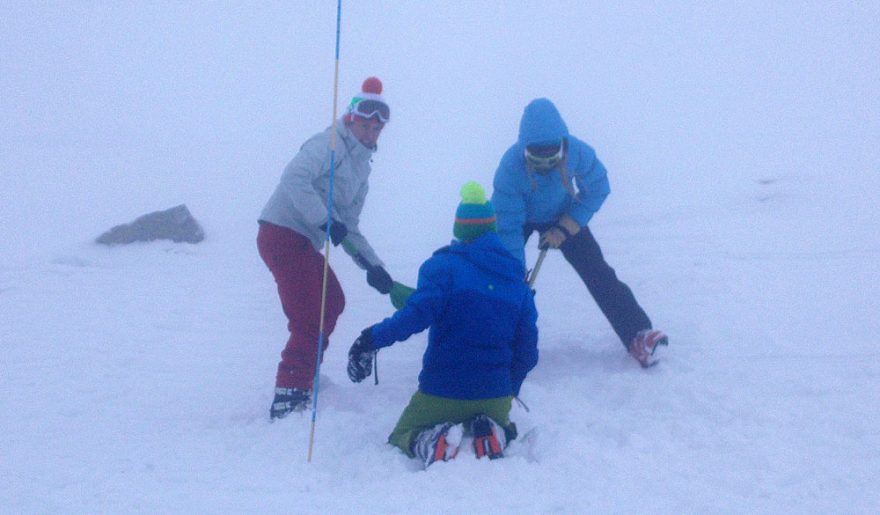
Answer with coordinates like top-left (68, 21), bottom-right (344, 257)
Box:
top-left (412, 422), bottom-right (464, 469)
top-left (628, 329), bottom-right (669, 368)
top-left (471, 414), bottom-right (507, 460)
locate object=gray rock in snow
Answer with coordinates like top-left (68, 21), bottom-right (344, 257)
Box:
top-left (96, 204), bottom-right (205, 245)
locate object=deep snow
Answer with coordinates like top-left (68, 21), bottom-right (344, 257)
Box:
top-left (2, 2), bottom-right (879, 513)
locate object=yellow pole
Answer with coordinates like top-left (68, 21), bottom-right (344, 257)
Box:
top-left (308, 0), bottom-right (342, 463)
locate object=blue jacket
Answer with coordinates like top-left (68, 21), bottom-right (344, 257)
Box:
top-left (369, 232), bottom-right (539, 400)
top-left (491, 98), bottom-right (611, 266)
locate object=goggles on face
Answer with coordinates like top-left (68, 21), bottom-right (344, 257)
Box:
top-left (351, 99), bottom-right (390, 123)
top-left (524, 140), bottom-right (565, 170)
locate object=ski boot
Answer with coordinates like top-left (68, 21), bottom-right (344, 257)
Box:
top-left (411, 422), bottom-right (464, 469)
top-left (628, 329), bottom-right (669, 368)
top-left (270, 387), bottom-right (311, 420)
top-left (471, 414), bottom-right (507, 460)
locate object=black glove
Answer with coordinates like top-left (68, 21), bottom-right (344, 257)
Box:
top-left (366, 265), bottom-right (394, 294)
top-left (347, 328), bottom-right (375, 383)
top-left (319, 220), bottom-right (348, 246)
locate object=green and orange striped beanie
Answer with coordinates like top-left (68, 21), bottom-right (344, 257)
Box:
top-left (453, 181), bottom-right (497, 242)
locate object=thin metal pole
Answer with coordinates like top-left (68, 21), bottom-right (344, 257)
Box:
top-left (527, 248), bottom-right (548, 289)
top-left (308, 0), bottom-right (342, 463)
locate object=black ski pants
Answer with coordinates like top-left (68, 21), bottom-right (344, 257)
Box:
top-left (524, 223), bottom-right (652, 347)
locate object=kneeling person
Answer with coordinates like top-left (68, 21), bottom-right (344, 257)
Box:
top-left (347, 182), bottom-right (539, 468)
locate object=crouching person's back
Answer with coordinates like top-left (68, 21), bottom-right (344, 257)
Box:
top-left (347, 181), bottom-right (539, 469)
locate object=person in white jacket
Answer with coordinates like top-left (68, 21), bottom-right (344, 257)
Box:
top-left (258, 77), bottom-right (396, 419)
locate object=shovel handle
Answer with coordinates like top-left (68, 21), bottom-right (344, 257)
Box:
top-left (527, 248), bottom-right (548, 289)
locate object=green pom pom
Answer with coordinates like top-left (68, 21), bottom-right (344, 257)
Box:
top-left (460, 181), bottom-right (487, 205)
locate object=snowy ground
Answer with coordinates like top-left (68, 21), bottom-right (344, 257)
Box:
top-left (3, 2), bottom-right (879, 513)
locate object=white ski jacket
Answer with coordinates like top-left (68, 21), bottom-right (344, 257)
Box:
top-left (259, 120), bottom-right (384, 269)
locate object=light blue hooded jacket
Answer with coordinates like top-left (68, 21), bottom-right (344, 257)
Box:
top-left (491, 98), bottom-right (610, 267)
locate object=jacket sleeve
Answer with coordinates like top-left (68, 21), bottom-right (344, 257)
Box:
top-left (567, 148), bottom-right (610, 227)
top-left (340, 179), bottom-right (385, 270)
top-left (491, 151), bottom-right (529, 268)
top-left (278, 134), bottom-right (332, 228)
top-left (510, 287), bottom-right (539, 396)
top-left (369, 256), bottom-right (448, 349)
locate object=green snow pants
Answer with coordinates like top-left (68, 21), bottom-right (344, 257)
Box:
top-left (388, 390), bottom-right (513, 457)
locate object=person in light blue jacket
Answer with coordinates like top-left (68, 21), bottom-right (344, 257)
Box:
top-left (347, 182), bottom-right (538, 469)
top-left (492, 98), bottom-right (668, 368)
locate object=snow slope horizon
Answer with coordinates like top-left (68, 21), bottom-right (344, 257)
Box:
top-left (2, 2), bottom-right (879, 513)
top-left (3, 2), bottom-right (878, 260)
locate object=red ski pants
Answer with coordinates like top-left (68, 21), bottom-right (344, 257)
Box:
top-left (257, 222), bottom-right (345, 390)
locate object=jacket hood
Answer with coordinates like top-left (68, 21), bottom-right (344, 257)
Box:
top-left (439, 232), bottom-right (523, 281)
top-left (517, 98), bottom-right (569, 147)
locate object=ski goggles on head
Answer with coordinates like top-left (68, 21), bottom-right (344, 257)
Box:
top-left (351, 99), bottom-right (390, 123)
top-left (524, 140), bottom-right (565, 170)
